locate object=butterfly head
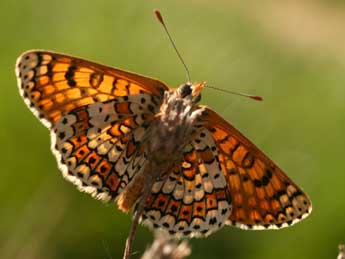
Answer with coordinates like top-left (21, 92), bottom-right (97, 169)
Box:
top-left (178, 82), bottom-right (206, 103)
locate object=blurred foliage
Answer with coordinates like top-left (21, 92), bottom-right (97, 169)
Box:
top-left (1, 0), bottom-right (345, 259)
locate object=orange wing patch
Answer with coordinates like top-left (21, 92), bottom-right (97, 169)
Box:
top-left (16, 50), bottom-right (168, 127)
top-left (200, 107), bottom-right (312, 229)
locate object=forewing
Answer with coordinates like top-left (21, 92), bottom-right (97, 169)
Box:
top-left (141, 128), bottom-right (232, 238)
top-left (199, 107), bottom-right (312, 230)
top-left (16, 50), bottom-right (168, 128)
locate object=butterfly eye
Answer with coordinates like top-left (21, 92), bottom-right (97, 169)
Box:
top-left (180, 83), bottom-right (192, 98)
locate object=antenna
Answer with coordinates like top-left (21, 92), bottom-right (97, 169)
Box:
top-left (154, 9), bottom-right (192, 83)
top-left (154, 9), bottom-right (263, 102)
top-left (207, 85), bottom-right (263, 101)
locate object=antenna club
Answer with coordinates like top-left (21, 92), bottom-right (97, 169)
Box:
top-left (154, 9), bottom-right (164, 24)
top-left (250, 96), bottom-right (264, 101)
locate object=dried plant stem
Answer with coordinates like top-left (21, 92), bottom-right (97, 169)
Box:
top-left (123, 208), bottom-right (141, 259)
top-left (123, 182), bottom-right (153, 259)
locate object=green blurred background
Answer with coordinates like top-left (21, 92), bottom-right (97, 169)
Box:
top-left (1, 0), bottom-right (344, 258)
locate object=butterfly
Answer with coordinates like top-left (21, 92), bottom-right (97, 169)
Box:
top-left (16, 50), bottom-right (311, 243)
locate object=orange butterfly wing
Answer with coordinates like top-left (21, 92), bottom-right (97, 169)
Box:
top-left (16, 50), bottom-right (169, 202)
top-left (16, 50), bottom-right (169, 127)
top-left (200, 107), bottom-right (312, 229)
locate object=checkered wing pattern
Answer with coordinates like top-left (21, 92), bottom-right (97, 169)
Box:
top-left (141, 127), bottom-right (232, 237)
